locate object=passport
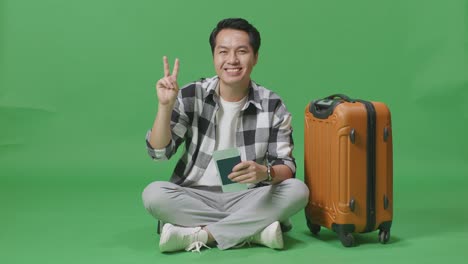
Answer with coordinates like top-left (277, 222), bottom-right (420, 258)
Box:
top-left (212, 148), bottom-right (247, 192)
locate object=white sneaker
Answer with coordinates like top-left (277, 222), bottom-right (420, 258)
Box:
top-left (159, 223), bottom-right (210, 253)
top-left (251, 221), bottom-right (284, 249)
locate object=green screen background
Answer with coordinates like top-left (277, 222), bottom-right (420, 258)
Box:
top-left (1, 0), bottom-right (467, 263)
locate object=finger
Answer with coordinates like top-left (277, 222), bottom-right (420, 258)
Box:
top-left (238, 173), bottom-right (257, 184)
top-left (172, 58), bottom-right (179, 79)
top-left (169, 76), bottom-right (180, 91)
top-left (168, 76), bottom-right (178, 87)
top-left (228, 172), bottom-right (238, 180)
top-left (232, 161), bottom-right (250, 172)
top-left (163, 56), bottom-right (170, 77)
top-left (228, 170), bottom-right (245, 180)
top-left (229, 166), bottom-right (252, 180)
top-left (156, 78), bottom-right (165, 89)
top-left (229, 172), bottom-right (248, 182)
top-left (161, 78), bottom-right (173, 89)
top-left (166, 77), bottom-right (176, 89)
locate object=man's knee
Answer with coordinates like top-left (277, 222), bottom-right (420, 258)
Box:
top-left (279, 178), bottom-right (310, 208)
top-left (142, 181), bottom-right (178, 213)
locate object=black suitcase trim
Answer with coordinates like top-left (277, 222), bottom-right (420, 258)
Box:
top-left (356, 99), bottom-right (377, 233)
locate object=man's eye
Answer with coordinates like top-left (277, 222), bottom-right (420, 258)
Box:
top-left (238, 50), bottom-right (247, 54)
top-left (219, 50), bottom-right (227, 54)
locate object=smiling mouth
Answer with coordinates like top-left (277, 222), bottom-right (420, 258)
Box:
top-left (224, 68), bottom-right (242, 73)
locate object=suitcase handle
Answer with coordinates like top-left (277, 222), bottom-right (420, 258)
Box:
top-left (309, 94), bottom-right (355, 119)
top-left (309, 99), bottom-right (341, 119)
top-left (326, 94), bottom-right (356, 103)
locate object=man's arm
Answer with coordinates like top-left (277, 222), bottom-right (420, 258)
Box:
top-left (147, 56), bottom-right (183, 159)
top-left (268, 164), bottom-right (293, 184)
top-left (228, 98), bottom-right (295, 185)
top-left (266, 101), bottom-right (296, 179)
top-left (228, 161), bottom-right (292, 185)
top-left (149, 104), bottom-right (174, 149)
top-left (148, 56), bottom-right (180, 149)
top-left (146, 96), bottom-right (189, 161)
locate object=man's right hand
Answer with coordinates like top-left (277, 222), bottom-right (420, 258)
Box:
top-left (156, 56), bottom-right (179, 107)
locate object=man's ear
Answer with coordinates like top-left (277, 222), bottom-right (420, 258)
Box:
top-left (254, 52), bottom-right (259, 65)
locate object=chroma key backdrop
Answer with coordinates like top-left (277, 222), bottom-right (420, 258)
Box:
top-left (1, 0), bottom-right (467, 263)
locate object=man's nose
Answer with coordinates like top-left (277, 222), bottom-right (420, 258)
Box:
top-left (227, 52), bottom-right (239, 64)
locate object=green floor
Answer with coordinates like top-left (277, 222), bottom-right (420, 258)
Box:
top-left (2, 157), bottom-right (467, 264)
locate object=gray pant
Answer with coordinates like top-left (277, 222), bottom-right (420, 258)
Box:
top-left (142, 178), bottom-right (309, 249)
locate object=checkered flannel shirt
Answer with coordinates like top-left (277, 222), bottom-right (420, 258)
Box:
top-left (146, 76), bottom-right (296, 186)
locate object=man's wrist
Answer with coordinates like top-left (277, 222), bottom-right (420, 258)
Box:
top-left (265, 164), bottom-right (272, 182)
top-left (158, 102), bottom-right (175, 111)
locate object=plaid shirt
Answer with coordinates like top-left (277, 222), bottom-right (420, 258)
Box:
top-left (146, 76), bottom-right (296, 186)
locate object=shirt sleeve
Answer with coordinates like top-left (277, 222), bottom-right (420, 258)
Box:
top-left (268, 101), bottom-right (296, 176)
top-left (145, 95), bottom-right (190, 161)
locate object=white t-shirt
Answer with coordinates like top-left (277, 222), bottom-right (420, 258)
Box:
top-left (193, 94), bottom-right (247, 186)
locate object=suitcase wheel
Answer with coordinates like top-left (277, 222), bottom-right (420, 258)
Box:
top-left (305, 214), bottom-right (321, 235)
top-left (306, 221), bottom-right (321, 235)
top-left (378, 229), bottom-right (390, 244)
top-left (338, 232), bottom-right (355, 247)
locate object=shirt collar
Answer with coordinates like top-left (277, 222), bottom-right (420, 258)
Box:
top-left (203, 76), bottom-right (263, 111)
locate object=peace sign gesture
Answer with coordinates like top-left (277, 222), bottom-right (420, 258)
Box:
top-left (156, 56), bottom-right (180, 106)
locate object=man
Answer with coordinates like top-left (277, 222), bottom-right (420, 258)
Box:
top-left (142, 18), bottom-right (309, 252)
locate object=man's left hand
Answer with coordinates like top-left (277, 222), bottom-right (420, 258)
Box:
top-left (228, 161), bottom-right (268, 184)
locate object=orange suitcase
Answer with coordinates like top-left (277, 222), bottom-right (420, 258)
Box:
top-left (304, 94), bottom-right (393, 247)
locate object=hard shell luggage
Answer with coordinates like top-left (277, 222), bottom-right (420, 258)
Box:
top-left (304, 94), bottom-right (393, 247)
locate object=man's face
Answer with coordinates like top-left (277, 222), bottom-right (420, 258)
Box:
top-left (213, 29), bottom-right (258, 89)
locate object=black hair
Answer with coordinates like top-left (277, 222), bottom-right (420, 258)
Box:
top-left (209, 18), bottom-right (261, 55)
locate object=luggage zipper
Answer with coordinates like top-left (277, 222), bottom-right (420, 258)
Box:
top-left (358, 100), bottom-right (377, 232)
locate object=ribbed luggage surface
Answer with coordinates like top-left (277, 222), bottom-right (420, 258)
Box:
top-left (304, 94), bottom-right (393, 247)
